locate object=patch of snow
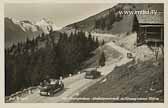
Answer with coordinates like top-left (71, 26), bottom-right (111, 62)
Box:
top-left (20, 21), bottom-right (38, 32)
top-left (35, 18), bottom-right (52, 34)
top-left (35, 18), bottom-right (60, 32)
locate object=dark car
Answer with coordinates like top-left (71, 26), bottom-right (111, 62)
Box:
top-left (85, 68), bottom-right (101, 79)
top-left (40, 80), bottom-right (64, 96)
top-left (127, 53), bottom-right (133, 59)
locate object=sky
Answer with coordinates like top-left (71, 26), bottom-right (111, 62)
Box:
top-left (5, 3), bottom-right (116, 28)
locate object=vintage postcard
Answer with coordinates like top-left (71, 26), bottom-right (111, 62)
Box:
top-left (2, 0), bottom-right (167, 105)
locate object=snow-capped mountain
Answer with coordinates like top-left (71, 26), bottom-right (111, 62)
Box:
top-left (11, 18), bottom-right (58, 34)
top-left (5, 17), bottom-right (59, 48)
top-left (35, 18), bottom-right (57, 34)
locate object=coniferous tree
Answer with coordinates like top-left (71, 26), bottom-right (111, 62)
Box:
top-left (99, 51), bottom-right (106, 67)
top-left (5, 31), bottom-right (99, 96)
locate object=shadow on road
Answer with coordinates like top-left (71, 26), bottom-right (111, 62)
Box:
top-left (52, 88), bottom-right (69, 97)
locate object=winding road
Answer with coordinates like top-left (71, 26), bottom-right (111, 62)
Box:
top-left (14, 34), bottom-right (132, 103)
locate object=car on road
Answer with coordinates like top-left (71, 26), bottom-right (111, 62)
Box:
top-left (127, 52), bottom-right (133, 59)
top-left (40, 80), bottom-right (64, 96)
top-left (84, 68), bottom-right (101, 79)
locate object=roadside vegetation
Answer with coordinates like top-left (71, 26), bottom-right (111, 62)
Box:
top-left (73, 57), bottom-right (164, 103)
top-left (5, 30), bottom-right (99, 96)
top-left (71, 32), bottom-right (164, 103)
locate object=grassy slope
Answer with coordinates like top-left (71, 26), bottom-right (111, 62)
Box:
top-left (80, 43), bottom-right (122, 70)
top-left (62, 3), bottom-right (134, 34)
top-left (72, 32), bottom-right (164, 103)
top-left (72, 57), bottom-right (164, 103)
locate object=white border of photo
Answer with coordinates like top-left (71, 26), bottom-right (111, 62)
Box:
top-left (0, 0), bottom-right (167, 108)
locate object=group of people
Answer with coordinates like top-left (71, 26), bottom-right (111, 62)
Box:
top-left (40, 78), bottom-right (63, 87)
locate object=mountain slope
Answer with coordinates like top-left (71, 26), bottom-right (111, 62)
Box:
top-left (5, 17), bottom-right (58, 48)
top-left (62, 3), bottom-right (163, 34)
top-left (5, 17), bottom-right (31, 48)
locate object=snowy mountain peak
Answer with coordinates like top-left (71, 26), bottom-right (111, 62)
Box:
top-left (36, 18), bottom-right (60, 31)
top-left (8, 17), bottom-right (60, 34)
top-left (36, 18), bottom-right (51, 26)
top-left (35, 19), bottom-right (52, 34)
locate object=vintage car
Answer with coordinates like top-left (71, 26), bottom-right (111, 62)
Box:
top-left (84, 68), bottom-right (101, 79)
top-left (40, 80), bottom-right (64, 96)
top-left (127, 52), bottom-right (133, 59)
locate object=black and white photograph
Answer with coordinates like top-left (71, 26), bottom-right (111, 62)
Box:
top-left (4, 2), bottom-right (164, 103)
